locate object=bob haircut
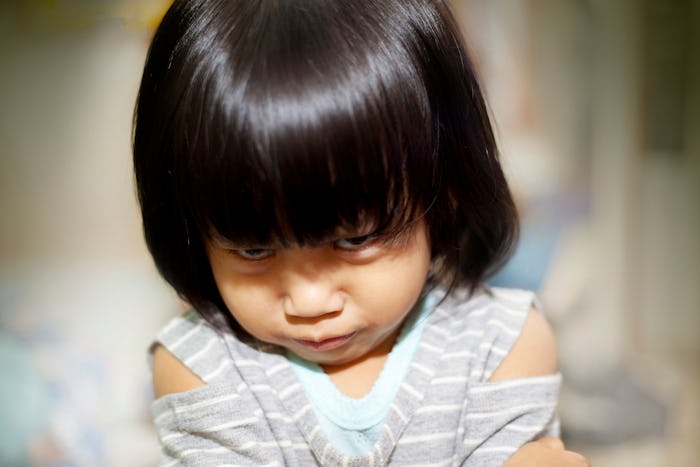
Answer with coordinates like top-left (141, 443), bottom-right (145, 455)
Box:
top-left (133, 0), bottom-right (518, 331)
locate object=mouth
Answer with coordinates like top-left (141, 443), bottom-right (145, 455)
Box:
top-left (294, 331), bottom-right (358, 351)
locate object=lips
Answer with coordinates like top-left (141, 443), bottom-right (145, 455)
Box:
top-left (294, 331), bottom-right (357, 351)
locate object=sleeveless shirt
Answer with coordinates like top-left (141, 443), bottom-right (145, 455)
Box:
top-left (150, 287), bottom-right (561, 466)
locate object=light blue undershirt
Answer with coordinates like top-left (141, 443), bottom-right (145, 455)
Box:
top-left (287, 292), bottom-right (435, 456)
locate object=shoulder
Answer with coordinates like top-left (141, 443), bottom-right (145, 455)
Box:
top-left (435, 287), bottom-right (557, 381)
top-left (149, 310), bottom-right (232, 397)
top-left (484, 287), bottom-right (558, 381)
top-left (152, 343), bottom-right (205, 398)
top-left (487, 305), bottom-right (558, 381)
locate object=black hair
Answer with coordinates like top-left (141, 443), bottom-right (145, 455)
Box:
top-left (133, 0), bottom-right (518, 331)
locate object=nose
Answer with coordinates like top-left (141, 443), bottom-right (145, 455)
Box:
top-left (281, 250), bottom-right (345, 318)
top-left (283, 281), bottom-right (345, 318)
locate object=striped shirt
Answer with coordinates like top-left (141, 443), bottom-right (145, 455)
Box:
top-left (151, 287), bottom-right (561, 466)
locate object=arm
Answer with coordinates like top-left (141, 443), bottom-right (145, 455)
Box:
top-left (481, 308), bottom-right (589, 466)
top-left (459, 307), bottom-right (566, 465)
top-left (151, 345), bottom-right (286, 466)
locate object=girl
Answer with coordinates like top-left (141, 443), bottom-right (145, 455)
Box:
top-left (134, 0), bottom-right (588, 465)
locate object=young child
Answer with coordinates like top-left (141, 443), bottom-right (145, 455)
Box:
top-left (134, 0), bottom-right (588, 465)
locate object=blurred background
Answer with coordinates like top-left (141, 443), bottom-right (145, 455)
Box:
top-left (0, 0), bottom-right (698, 465)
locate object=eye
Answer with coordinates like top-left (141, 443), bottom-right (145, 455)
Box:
top-left (229, 248), bottom-right (275, 260)
top-left (334, 234), bottom-right (378, 251)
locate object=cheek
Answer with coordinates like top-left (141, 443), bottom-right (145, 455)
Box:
top-left (356, 244), bottom-right (431, 325)
top-left (213, 274), bottom-right (280, 338)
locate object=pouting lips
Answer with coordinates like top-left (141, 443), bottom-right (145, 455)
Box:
top-left (294, 331), bottom-right (358, 351)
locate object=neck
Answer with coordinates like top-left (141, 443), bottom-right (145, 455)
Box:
top-left (321, 327), bottom-right (400, 398)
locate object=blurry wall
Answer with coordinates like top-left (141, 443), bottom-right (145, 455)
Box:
top-left (452, 0), bottom-right (700, 362)
top-left (452, 0), bottom-right (699, 463)
top-left (0, 1), bottom-right (179, 465)
top-left (0, 1), bottom-right (163, 265)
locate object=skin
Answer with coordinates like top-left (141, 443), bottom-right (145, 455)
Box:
top-left (204, 220), bottom-right (432, 396)
top-left (151, 219), bottom-right (589, 465)
top-left (505, 437), bottom-right (591, 467)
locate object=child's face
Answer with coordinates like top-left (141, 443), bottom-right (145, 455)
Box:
top-left (205, 221), bottom-right (431, 368)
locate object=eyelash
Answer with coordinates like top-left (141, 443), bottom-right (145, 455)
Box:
top-left (226, 233), bottom-right (381, 261)
top-left (333, 233), bottom-right (378, 251)
top-left (231, 248), bottom-right (276, 260)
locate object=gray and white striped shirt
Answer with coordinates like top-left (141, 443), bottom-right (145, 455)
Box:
top-left (151, 287), bottom-right (561, 466)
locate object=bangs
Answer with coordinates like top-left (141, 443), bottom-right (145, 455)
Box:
top-left (169, 1), bottom-right (440, 246)
top-left (135, 0), bottom-right (519, 321)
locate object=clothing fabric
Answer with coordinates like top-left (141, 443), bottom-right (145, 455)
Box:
top-left (286, 292), bottom-right (435, 455)
top-left (150, 287), bottom-right (561, 466)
